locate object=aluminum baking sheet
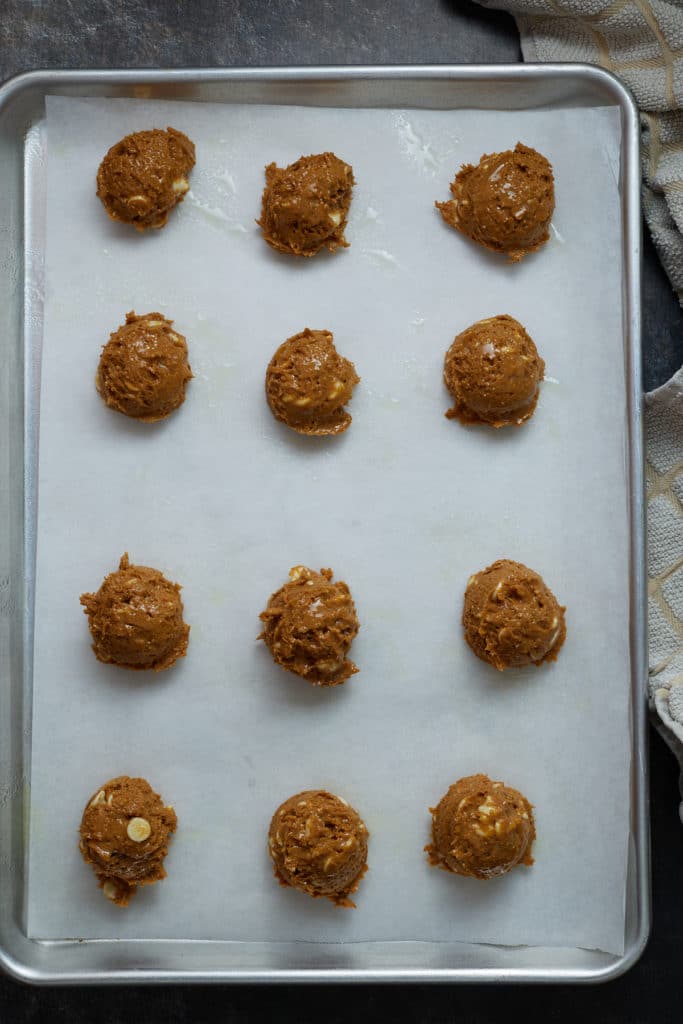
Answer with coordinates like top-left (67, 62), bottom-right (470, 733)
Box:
top-left (28, 92), bottom-right (629, 953)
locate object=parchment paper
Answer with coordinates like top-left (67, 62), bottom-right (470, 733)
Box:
top-left (28, 95), bottom-right (629, 954)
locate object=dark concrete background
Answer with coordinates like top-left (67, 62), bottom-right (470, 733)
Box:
top-left (1, 1), bottom-right (682, 1020)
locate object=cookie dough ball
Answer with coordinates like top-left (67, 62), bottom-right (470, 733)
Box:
top-left (96, 311), bottom-right (192, 422)
top-left (463, 559), bottom-right (566, 671)
top-left (258, 566), bottom-right (359, 686)
top-left (444, 315), bottom-right (544, 428)
top-left (257, 152), bottom-right (354, 256)
top-left (79, 776), bottom-right (177, 905)
top-left (266, 328), bottom-right (360, 436)
top-left (80, 553), bottom-right (190, 672)
top-left (96, 127), bottom-right (195, 230)
top-left (269, 790), bottom-right (369, 906)
top-left (427, 774), bottom-right (535, 879)
top-left (436, 143), bottom-right (554, 262)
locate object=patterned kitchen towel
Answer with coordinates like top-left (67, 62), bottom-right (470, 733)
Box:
top-left (646, 370), bottom-right (683, 819)
top-left (475, 0), bottom-right (683, 813)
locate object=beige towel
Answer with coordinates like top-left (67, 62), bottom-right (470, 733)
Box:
top-left (645, 369), bottom-right (683, 816)
top-left (477, 0), bottom-right (683, 813)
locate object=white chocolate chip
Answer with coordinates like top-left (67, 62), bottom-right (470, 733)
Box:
top-left (103, 881), bottom-right (118, 901)
top-left (316, 658), bottom-right (342, 675)
top-left (172, 176), bottom-right (189, 194)
top-left (327, 380), bottom-right (345, 400)
top-left (126, 817), bottom-right (151, 843)
top-left (90, 790), bottom-right (107, 807)
top-left (328, 210), bottom-right (342, 226)
top-left (291, 396), bottom-right (312, 408)
top-left (144, 319), bottom-right (164, 327)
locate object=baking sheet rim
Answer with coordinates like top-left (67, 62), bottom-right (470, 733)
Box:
top-left (0, 63), bottom-right (648, 985)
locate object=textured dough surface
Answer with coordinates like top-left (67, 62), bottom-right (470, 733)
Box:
top-left (265, 328), bottom-right (359, 435)
top-left (80, 553), bottom-right (190, 671)
top-left (444, 315), bottom-right (544, 427)
top-left (96, 311), bottom-right (192, 422)
top-left (258, 566), bottom-right (359, 685)
top-left (257, 152), bottom-right (354, 256)
top-left (79, 776), bottom-right (177, 906)
top-left (269, 790), bottom-right (369, 907)
top-left (463, 559), bottom-right (566, 670)
top-left (427, 773), bottom-right (535, 880)
top-left (437, 142), bottom-right (554, 262)
top-left (96, 127), bottom-right (195, 230)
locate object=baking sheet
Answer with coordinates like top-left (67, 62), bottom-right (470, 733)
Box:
top-left (28, 95), bottom-right (628, 955)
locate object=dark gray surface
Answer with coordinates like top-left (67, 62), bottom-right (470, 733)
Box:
top-left (642, 224), bottom-right (683, 390)
top-left (0, 0), bottom-right (520, 70)
top-left (1, 0), bottom-right (682, 1019)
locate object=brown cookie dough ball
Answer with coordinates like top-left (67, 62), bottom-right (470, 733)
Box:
top-left (436, 143), bottom-right (554, 262)
top-left (96, 311), bottom-right (192, 422)
top-left (80, 553), bottom-right (190, 672)
top-left (79, 776), bottom-right (177, 906)
top-left (258, 566), bottom-right (359, 686)
top-left (444, 315), bottom-right (544, 428)
top-left (257, 152), bottom-right (354, 256)
top-left (269, 790), bottom-right (369, 907)
top-left (265, 328), bottom-right (360, 436)
top-left (96, 127), bottom-right (195, 231)
top-left (427, 774), bottom-right (535, 880)
top-left (463, 559), bottom-right (566, 671)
